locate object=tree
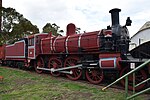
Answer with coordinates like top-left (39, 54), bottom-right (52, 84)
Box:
top-left (0, 7), bottom-right (39, 45)
top-left (12, 18), bottom-right (39, 37)
top-left (42, 23), bottom-right (52, 33)
top-left (42, 23), bottom-right (61, 36)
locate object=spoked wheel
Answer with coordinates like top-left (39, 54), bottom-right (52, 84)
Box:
top-left (120, 67), bottom-right (147, 91)
top-left (64, 56), bottom-right (82, 81)
top-left (34, 57), bottom-right (44, 74)
top-left (48, 57), bottom-right (62, 77)
top-left (86, 68), bottom-right (104, 84)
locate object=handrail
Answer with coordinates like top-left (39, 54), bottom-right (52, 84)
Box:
top-left (102, 59), bottom-right (150, 91)
top-left (135, 78), bottom-right (150, 87)
top-left (127, 87), bottom-right (150, 100)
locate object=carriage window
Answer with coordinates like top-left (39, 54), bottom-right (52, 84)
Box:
top-left (28, 38), bottom-right (34, 46)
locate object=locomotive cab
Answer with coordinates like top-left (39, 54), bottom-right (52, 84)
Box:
top-left (28, 35), bottom-right (35, 59)
top-left (27, 33), bottom-right (48, 59)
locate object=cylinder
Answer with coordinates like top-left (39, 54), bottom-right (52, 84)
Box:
top-left (99, 57), bottom-right (121, 69)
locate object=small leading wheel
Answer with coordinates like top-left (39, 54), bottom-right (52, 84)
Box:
top-left (86, 68), bottom-right (104, 84)
top-left (64, 56), bottom-right (82, 81)
top-left (120, 67), bottom-right (147, 91)
top-left (48, 57), bottom-right (62, 77)
top-left (34, 57), bottom-right (44, 74)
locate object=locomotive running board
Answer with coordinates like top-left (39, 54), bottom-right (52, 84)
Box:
top-left (37, 64), bottom-right (82, 74)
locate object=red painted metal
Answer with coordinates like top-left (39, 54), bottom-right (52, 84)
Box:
top-left (41, 38), bottom-right (51, 54)
top-left (64, 56), bottom-right (82, 80)
top-left (99, 53), bottom-right (122, 70)
top-left (86, 69), bottom-right (104, 84)
top-left (116, 57), bottom-right (122, 70)
top-left (99, 57), bottom-right (121, 69)
top-left (53, 36), bottom-right (67, 53)
top-left (101, 60), bottom-right (114, 68)
top-left (99, 53), bottom-right (121, 58)
top-left (5, 40), bottom-right (26, 59)
top-left (41, 37), bottom-right (56, 54)
top-left (48, 57), bottom-right (62, 77)
top-left (66, 23), bottom-right (76, 36)
top-left (34, 57), bottom-right (44, 74)
top-left (4, 58), bottom-right (26, 61)
top-left (28, 33), bottom-right (48, 59)
top-left (35, 34), bottom-right (48, 55)
top-left (103, 30), bottom-right (112, 37)
top-left (0, 45), bottom-right (5, 60)
top-left (41, 28), bottom-right (101, 53)
top-left (66, 34), bottom-right (80, 53)
top-left (80, 31), bottom-right (100, 51)
top-left (28, 47), bottom-right (35, 59)
top-left (120, 67), bottom-right (147, 91)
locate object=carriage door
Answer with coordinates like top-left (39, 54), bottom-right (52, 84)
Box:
top-left (28, 37), bottom-right (35, 59)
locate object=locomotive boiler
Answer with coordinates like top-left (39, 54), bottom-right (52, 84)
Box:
top-left (0, 8), bottom-right (148, 90)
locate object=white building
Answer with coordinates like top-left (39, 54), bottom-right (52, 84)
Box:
top-left (130, 21), bottom-right (150, 51)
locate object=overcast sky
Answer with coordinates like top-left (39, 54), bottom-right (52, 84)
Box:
top-left (3, 0), bottom-right (150, 36)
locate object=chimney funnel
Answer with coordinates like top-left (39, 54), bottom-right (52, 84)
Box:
top-left (109, 8), bottom-right (121, 26)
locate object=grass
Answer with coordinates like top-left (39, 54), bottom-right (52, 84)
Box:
top-left (0, 66), bottom-right (148, 100)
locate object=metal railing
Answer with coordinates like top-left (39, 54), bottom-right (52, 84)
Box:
top-left (102, 59), bottom-right (150, 100)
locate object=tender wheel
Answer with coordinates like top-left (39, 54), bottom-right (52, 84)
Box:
top-left (48, 57), bottom-right (62, 77)
top-left (86, 68), bottom-right (104, 84)
top-left (34, 57), bottom-right (44, 74)
top-left (64, 56), bottom-right (82, 81)
top-left (120, 67), bottom-right (147, 91)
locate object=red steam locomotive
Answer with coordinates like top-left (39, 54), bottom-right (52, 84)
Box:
top-left (0, 8), bottom-right (148, 90)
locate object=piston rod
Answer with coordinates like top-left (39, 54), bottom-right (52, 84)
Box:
top-left (37, 64), bottom-right (82, 74)
top-left (51, 64), bottom-right (82, 72)
top-left (37, 67), bottom-right (73, 74)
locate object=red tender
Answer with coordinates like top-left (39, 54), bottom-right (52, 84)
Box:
top-left (5, 40), bottom-right (26, 60)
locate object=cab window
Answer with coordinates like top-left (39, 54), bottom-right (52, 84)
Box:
top-left (36, 36), bottom-right (40, 44)
top-left (28, 38), bottom-right (34, 46)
